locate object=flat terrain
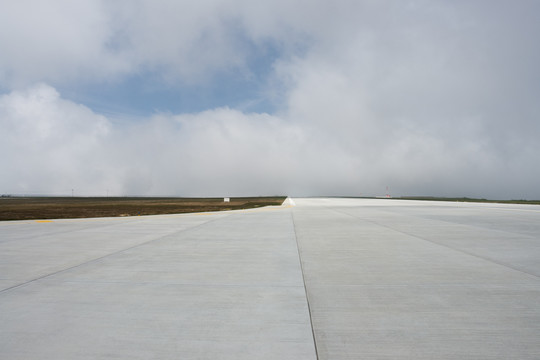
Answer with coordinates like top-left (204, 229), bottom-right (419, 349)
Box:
top-left (0, 196), bottom-right (286, 221)
top-left (1, 198), bottom-right (539, 359)
top-left (397, 196), bottom-right (540, 205)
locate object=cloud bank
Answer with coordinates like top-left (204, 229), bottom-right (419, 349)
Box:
top-left (1, 1), bottom-right (539, 198)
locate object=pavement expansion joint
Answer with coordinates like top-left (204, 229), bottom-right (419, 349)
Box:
top-left (290, 209), bottom-right (320, 360)
top-left (328, 206), bottom-right (540, 280)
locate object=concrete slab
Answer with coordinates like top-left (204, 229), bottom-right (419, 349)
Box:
top-left (0, 214), bottom-right (217, 287)
top-left (0, 209), bottom-right (316, 359)
top-left (292, 198), bottom-right (540, 359)
top-left (2, 198), bottom-right (540, 359)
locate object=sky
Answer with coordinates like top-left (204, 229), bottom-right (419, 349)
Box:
top-left (1, 0), bottom-right (539, 198)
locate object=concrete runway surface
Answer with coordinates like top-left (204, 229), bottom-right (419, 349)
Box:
top-left (1, 198), bottom-right (539, 359)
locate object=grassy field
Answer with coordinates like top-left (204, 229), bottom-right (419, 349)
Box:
top-left (0, 196), bottom-right (286, 221)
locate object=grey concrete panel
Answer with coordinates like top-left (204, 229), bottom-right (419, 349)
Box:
top-left (2, 198), bottom-right (540, 359)
top-left (1, 281), bottom-right (312, 359)
top-left (0, 214), bottom-right (218, 288)
top-left (0, 209), bottom-right (316, 359)
top-left (292, 198), bottom-right (540, 359)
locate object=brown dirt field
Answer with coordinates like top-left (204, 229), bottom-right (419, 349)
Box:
top-left (0, 196), bottom-right (287, 221)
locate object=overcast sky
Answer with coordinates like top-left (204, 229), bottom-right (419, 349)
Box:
top-left (1, 0), bottom-right (539, 198)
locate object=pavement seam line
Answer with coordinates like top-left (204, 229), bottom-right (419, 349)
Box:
top-left (330, 206), bottom-right (540, 280)
top-left (376, 206), bottom-right (540, 240)
top-left (0, 217), bottom-right (147, 245)
top-left (0, 213), bottom-right (232, 295)
top-left (290, 208), bottom-right (320, 360)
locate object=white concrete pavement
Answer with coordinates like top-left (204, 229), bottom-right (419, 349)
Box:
top-left (0, 207), bottom-right (316, 359)
top-left (1, 198), bottom-right (540, 359)
top-left (293, 198), bottom-right (540, 359)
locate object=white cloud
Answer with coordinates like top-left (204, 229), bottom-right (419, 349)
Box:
top-left (3, 82), bottom-right (539, 198)
top-left (0, 0), bottom-right (311, 87)
top-left (0, 0), bottom-right (130, 87)
top-left (0, 84), bottom-right (114, 195)
top-left (1, 1), bottom-right (539, 198)
top-left (0, 85), bottom-right (310, 196)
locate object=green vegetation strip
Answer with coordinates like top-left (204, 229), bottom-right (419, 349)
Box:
top-left (0, 197), bottom-right (287, 221)
top-left (396, 196), bottom-right (540, 205)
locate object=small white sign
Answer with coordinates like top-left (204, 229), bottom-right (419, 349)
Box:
top-left (224, 197), bottom-right (230, 202)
